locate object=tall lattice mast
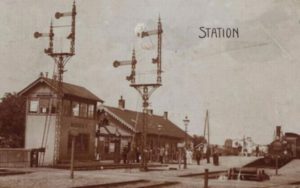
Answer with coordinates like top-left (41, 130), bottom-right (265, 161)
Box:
top-left (34, 1), bottom-right (76, 164)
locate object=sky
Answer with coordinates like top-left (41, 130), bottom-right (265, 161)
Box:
top-left (1, 0), bottom-right (300, 145)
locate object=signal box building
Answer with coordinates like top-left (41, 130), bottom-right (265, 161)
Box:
top-left (19, 74), bottom-right (103, 165)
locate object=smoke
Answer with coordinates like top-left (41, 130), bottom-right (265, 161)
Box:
top-left (141, 42), bottom-right (155, 50)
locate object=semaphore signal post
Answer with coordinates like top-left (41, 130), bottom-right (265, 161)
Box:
top-left (33, 1), bottom-right (76, 164)
top-left (113, 16), bottom-right (163, 171)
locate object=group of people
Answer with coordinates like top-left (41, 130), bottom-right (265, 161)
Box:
top-left (118, 145), bottom-right (220, 166)
top-left (121, 147), bottom-right (141, 164)
top-left (121, 146), bottom-right (178, 164)
top-left (187, 145), bottom-right (220, 166)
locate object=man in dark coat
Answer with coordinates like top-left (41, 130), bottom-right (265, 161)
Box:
top-left (195, 148), bottom-right (202, 165)
top-left (122, 147), bottom-right (128, 164)
top-left (206, 146), bottom-right (211, 163)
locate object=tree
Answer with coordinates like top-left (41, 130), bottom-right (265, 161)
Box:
top-left (0, 92), bottom-right (26, 148)
top-left (192, 134), bottom-right (207, 148)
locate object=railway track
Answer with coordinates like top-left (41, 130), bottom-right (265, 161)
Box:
top-left (71, 179), bottom-right (180, 188)
top-left (178, 170), bottom-right (227, 178)
top-left (243, 158), bottom-right (292, 169)
top-left (53, 163), bottom-right (168, 171)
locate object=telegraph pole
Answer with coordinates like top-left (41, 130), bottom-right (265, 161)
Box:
top-left (203, 110), bottom-right (210, 146)
top-left (183, 116), bottom-right (190, 169)
top-left (203, 110), bottom-right (210, 163)
top-left (113, 17), bottom-right (163, 171)
top-left (34, 1), bottom-right (77, 164)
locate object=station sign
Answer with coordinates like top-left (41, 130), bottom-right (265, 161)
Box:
top-left (177, 142), bottom-right (185, 148)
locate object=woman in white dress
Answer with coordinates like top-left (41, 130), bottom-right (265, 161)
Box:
top-left (186, 149), bottom-right (193, 164)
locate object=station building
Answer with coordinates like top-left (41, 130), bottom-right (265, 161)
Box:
top-left (98, 97), bottom-right (192, 161)
top-left (19, 74), bottom-right (102, 165)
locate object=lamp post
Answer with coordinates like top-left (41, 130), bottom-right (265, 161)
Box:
top-left (157, 124), bottom-right (162, 148)
top-left (157, 124), bottom-right (162, 163)
top-left (183, 116), bottom-right (190, 169)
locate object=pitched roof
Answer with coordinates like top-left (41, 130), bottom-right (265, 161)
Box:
top-left (18, 76), bottom-right (103, 102)
top-left (105, 106), bottom-right (190, 139)
top-left (100, 124), bottom-right (131, 137)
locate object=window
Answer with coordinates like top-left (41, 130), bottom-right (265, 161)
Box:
top-left (109, 143), bottom-right (115, 153)
top-left (104, 138), bottom-right (109, 154)
top-left (72, 102), bottom-right (79, 117)
top-left (80, 103), bottom-right (88, 117)
top-left (68, 133), bottom-right (89, 153)
top-left (29, 100), bottom-right (39, 113)
top-left (50, 98), bottom-right (57, 114)
top-left (88, 104), bottom-right (94, 119)
top-left (39, 98), bottom-right (50, 114)
top-left (63, 100), bottom-right (71, 116)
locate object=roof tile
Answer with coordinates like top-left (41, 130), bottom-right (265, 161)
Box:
top-left (105, 106), bottom-right (188, 139)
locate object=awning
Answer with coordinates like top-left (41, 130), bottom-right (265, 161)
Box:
top-left (99, 123), bottom-right (131, 137)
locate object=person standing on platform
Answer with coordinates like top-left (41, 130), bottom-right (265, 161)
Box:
top-left (159, 147), bottom-right (165, 164)
top-left (122, 147), bottom-right (128, 164)
top-left (127, 149), bottom-right (135, 164)
top-left (206, 145), bottom-right (211, 163)
top-left (195, 148), bottom-right (201, 165)
top-left (136, 147), bottom-right (140, 163)
top-left (256, 145), bottom-right (260, 157)
top-left (165, 148), bottom-right (169, 163)
top-left (177, 149), bottom-right (182, 169)
top-left (213, 146), bottom-right (219, 166)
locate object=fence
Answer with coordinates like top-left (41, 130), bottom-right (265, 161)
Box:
top-left (0, 148), bottom-right (31, 167)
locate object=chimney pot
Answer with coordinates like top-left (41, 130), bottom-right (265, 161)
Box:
top-left (118, 96), bottom-right (125, 109)
top-left (276, 126), bottom-right (281, 139)
top-left (148, 109), bottom-right (153, 115)
top-left (163, 111), bottom-right (168, 120)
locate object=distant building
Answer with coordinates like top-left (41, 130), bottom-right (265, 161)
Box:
top-left (224, 139), bottom-right (233, 148)
top-left (231, 137), bottom-right (257, 156)
top-left (19, 74), bottom-right (103, 165)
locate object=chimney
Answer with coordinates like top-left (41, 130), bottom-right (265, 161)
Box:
top-left (276, 126), bottom-right (281, 139)
top-left (148, 109), bottom-right (153, 115)
top-left (40, 72), bottom-right (44, 77)
top-left (45, 72), bottom-right (49, 78)
top-left (163, 111), bottom-right (168, 120)
top-left (53, 74), bottom-right (57, 81)
top-left (118, 96), bottom-right (125, 109)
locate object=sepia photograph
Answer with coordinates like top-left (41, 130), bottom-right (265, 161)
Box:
top-left (0, 0), bottom-right (300, 187)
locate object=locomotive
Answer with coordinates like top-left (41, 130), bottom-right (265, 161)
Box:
top-left (264, 130), bottom-right (300, 165)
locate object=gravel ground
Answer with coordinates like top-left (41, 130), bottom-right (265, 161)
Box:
top-left (0, 156), bottom-right (299, 188)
